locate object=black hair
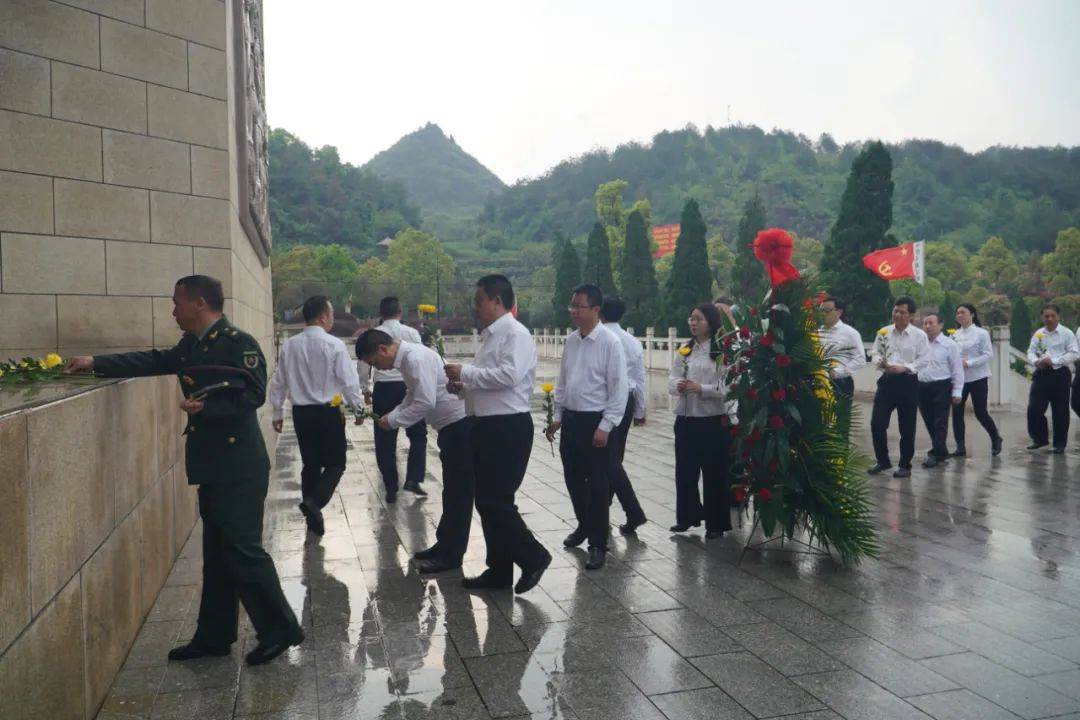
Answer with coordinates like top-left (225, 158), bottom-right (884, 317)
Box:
top-left (686, 302), bottom-right (724, 360)
top-left (477, 274), bottom-right (514, 310)
top-left (355, 329), bottom-right (393, 359)
top-left (923, 312), bottom-right (942, 324)
top-left (1043, 303), bottom-right (1062, 315)
top-left (571, 284), bottom-right (603, 308)
top-left (302, 295), bottom-right (332, 323)
top-left (378, 296), bottom-right (401, 318)
top-left (175, 275), bottom-right (224, 311)
top-left (894, 296), bottom-right (917, 314)
top-left (600, 297), bottom-right (626, 322)
top-left (823, 295), bottom-right (845, 314)
top-left (957, 302), bottom-right (981, 327)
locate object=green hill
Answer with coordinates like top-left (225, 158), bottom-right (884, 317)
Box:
top-left (363, 122), bottom-right (507, 216)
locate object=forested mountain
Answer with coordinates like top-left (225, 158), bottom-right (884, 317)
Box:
top-left (268, 129), bottom-right (420, 251)
top-left (479, 125), bottom-right (1080, 255)
top-left (363, 122), bottom-right (507, 215)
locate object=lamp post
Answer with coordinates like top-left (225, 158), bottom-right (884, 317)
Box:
top-left (435, 252), bottom-right (441, 321)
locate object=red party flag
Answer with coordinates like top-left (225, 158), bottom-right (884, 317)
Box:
top-left (861, 241), bottom-right (925, 284)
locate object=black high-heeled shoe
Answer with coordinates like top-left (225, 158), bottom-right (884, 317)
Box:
top-left (669, 521), bottom-right (701, 533)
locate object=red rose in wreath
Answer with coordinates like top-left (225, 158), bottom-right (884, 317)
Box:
top-left (771, 388), bottom-right (786, 402)
top-left (768, 415), bottom-right (785, 429)
top-left (776, 354), bottom-right (793, 368)
top-left (733, 486), bottom-right (748, 504)
top-left (760, 332), bottom-right (775, 348)
top-left (758, 487), bottom-right (774, 502)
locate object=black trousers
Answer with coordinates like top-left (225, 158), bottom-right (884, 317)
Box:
top-left (560, 410), bottom-right (612, 550)
top-left (193, 474), bottom-right (301, 649)
top-left (609, 397), bottom-right (645, 523)
top-left (471, 413), bottom-right (549, 578)
top-left (951, 377), bottom-right (1000, 448)
top-left (871, 374), bottom-right (919, 469)
top-left (372, 381), bottom-right (427, 492)
top-left (918, 379), bottom-right (953, 459)
top-left (673, 415), bottom-right (732, 533)
top-left (1028, 367), bottom-right (1072, 448)
top-left (1072, 367), bottom-right (1080, 419)
top-left (832, 376), bottom-right (855, 397)
top-left (433, 417), bottom-right (475, 562)
top-left (292, 404), bottom-right (346, 509)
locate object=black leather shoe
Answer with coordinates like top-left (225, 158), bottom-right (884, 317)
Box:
top-left (563, 529), bottom-right (587, 547)
top-left (515, 551), bottom-right (552, 594)
top-left (619, 516), bottom-right (647, 534)
top-left (893, 467), bottom-right (911, 478)
top-left (416, 556), bottom-right (462, 574)
top-left (867, 464), bottom-right (892, 475)
top-left (584, 547), bottom-right (606, 570)
top-left (413, 545), bottom-right (439, 560)
top-left (705, 530), bottom-right (725, 540)
top-left (1053, 447), bottom-right (1066, 455)
top-left (403, 482), bottom-right (427, 497)
top-left (245, 628), bottom-right (304, 666)
top-left (922, 457), bottom-right (940, 469)
top-left (298, 501), bottom-right (324, 536)
top-left (951, 446), bottom-right (967, 457)
top-left (1028, 442), bottom-right (1048, 450)
top-left (991, 437), bottom-right (1003, 456)
top-left (167, 641), bottom-right (230, 661)
top-left (462, 570), bottom-right (512, 590)
top-left (669, 521), bottom-right (701, 533)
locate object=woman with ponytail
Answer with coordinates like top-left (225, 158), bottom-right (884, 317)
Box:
top-left (951, 303), bottom-right (1002, 456)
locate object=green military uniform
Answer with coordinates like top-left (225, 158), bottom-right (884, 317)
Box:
top-left (94, 316), bottom-right (302, 651)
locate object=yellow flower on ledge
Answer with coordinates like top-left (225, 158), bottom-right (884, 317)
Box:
top-left (678, 345), bottom-right (692, 357)
top-left (541, 382), bottom-right (554, 394)
top-left (418, 304), bottom-right (438, 314)
top-left (43, 353), bottom-right (63, 369)
top-left (329, 393), bottom-right (343, 408)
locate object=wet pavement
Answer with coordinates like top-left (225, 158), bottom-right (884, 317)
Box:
top-left (97, 362), bottom-right (1080, 719)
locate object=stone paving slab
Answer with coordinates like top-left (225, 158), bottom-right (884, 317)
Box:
top-left (94, 364), bottom-right (1080, 719)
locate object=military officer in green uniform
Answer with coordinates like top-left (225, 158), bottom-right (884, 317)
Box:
top-left (66, 275), bottom-right (303, 666)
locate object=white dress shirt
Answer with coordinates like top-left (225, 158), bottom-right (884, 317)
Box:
top-left (1027, 325), bottom-right (1080, 370)
top-left (871, 323), bottom-right (930, 374)
top-left (385, 342), bottom-right (466, 432)
top-left (667, 341), bottom-right (729, 417)
top-left (818, 319), bottom-right (866, 378)
top-left (604, 322), bottom-right (646, 420)
top-left (554, 325), bottom-right (629, 432)
top-left (459, 312), bottom-right (538, 417)
top-left (951, 324), bottom-right (993, 383)
top-left (918, 333), bottom-right (965, 398)
top-left (357, 318), bottom-right (423, 389)
top-left (268, 326), bottom-right (363, 422)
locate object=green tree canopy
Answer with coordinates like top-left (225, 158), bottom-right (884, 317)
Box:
top-left (970, 236), bottom-right (1020, 294)
top-left (620, 210), bottom-right (660, 330)
top-left (732, 193), bottom-right (769, 303)
top-left (662, 199), bottom-right (712, 331)
top-left (551, 232), bottom-right (582, 327)
top-left (707, 234), bottom-right (736, 296)
top-left (820, 141), bottom-right (895, 336)
top-left (1042, 227), bottom-right (1080, 296)
top-left (925, 241), bottom-right (972, 294)
top-left (1010, 295), bottom-right (1033, 352)
top-left (792, 236), bottom-right (824, 276)
top-left (582, 222), bottom-right (617, 296)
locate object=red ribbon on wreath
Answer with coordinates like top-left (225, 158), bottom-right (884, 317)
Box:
top-left (753, 228), bottom-right (800, 288)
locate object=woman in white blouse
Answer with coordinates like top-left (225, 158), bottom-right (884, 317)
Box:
top-left (950, 303), bottom-right (1002, 456)
top-left (668, 303), bottom-right (734, 539)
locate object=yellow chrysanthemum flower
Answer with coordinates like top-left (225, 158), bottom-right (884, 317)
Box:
top-left (418, 304), bottom-right (438, 314)
top-left (330, 393), bottom-right (343, 408)
top-left (541, 382), bottom-right (554, 394)
top-left (878, 328), bottom-right (889, 337)
top-left (43, 353), bottom-right (63, 369)
top-left (678, 345), bottom-right (692, 357)
top-left (1035, 332), bottom-right (1045, 340)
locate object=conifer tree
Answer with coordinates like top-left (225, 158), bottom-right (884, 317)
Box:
top-left (1010, 295), bottom-right (1033, 353)
top-left (583, 222), bottom-right (617, 297)
top-left (732, 193), bottom-right (769, 303)
top-left (662, 200), bottom-right (712, 331)
top-left (820, 141), bottom-right (895, 336)
top-left (620, 210), bottom-right (660, 330)
top-left (551, 231), bottom-right (581, 328)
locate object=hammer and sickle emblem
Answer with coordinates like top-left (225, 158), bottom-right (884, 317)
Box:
top-left (878, 261), bottom-right (893, 276)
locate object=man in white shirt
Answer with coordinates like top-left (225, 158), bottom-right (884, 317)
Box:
top-left (869, 296), bottom-right (931, 478)
top-left (356, 329), bottom-right (474, 573)
top-left (269, 296), bottom-right (363, 535)
top-left (600, 297), bottom-right (648, 534)
top-left (545, 285), bottom-right (628, 570)
top-left (818, 295), bottom-right (866, 399)
top-left (444, 275), bottom-right (552, 594)
top-left (917, 313), bottom-right (964, 468)
top-left (1026, 303), bottom-right (1080, 453)
top-left (356, 296), bottom-right (427, 501)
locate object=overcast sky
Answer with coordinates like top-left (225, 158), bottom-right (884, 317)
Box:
top-left (265, 0), bottom-right (1080, 185)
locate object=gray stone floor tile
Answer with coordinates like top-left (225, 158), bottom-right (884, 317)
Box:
top-left (665, 585), bottom-right (765, 628)
top-left (147, 687), bottom-right (235, 720)
top-left (905, 689), bottom-right (1022, 720)
top-left (752, 597), bottom-right (864, 644)
top-left (607, 635), bottom-right (713, 696)
top-left (817, 636), bottom-right (959, 697)
top-left (691, 652), bottom-right (824, 717)
top-left (921, 652), bottom-right (1080, 719)
top-left (1036, 636), bottom-right (1080, 664)
top-left (446, 608), bottom-right (527, 658)
top-left (1034, 668), bottom-right (1080, 700)
top-left (792, 670), bottom-right (932, 719)
top-left (464, 652), bottom-right (575, 718)
top-left (635, 609), bottom-right (742, 658)
top-left (723, 622), bottom-right (844, 677)
top-left (834, 610), bottom-right (964, 660)
top-left (588, 575), bottom-right (684, 614)
top-left (649, 687), bottom-right (753, 720)
top-left (935, 620), bottom-right (1077, 676)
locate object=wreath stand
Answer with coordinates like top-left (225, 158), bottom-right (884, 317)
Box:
top-left (737, 513), bottom-right (832, 566)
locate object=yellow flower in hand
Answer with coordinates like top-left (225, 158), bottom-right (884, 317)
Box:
top-left (878, 328), bottom-right (889, 337)
top-left (1035, 332), bottom-right (1044, 340)
top-left (945, 328), bottom-right (956, 336)
top-left (678, 345), bottom-right (692, 357)
top-left (541, 382), bottom-right (554, 394)
top-left (330, 393), bottom-right (343, 408)
top-left (43, 353), bottom-right (63, 369)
